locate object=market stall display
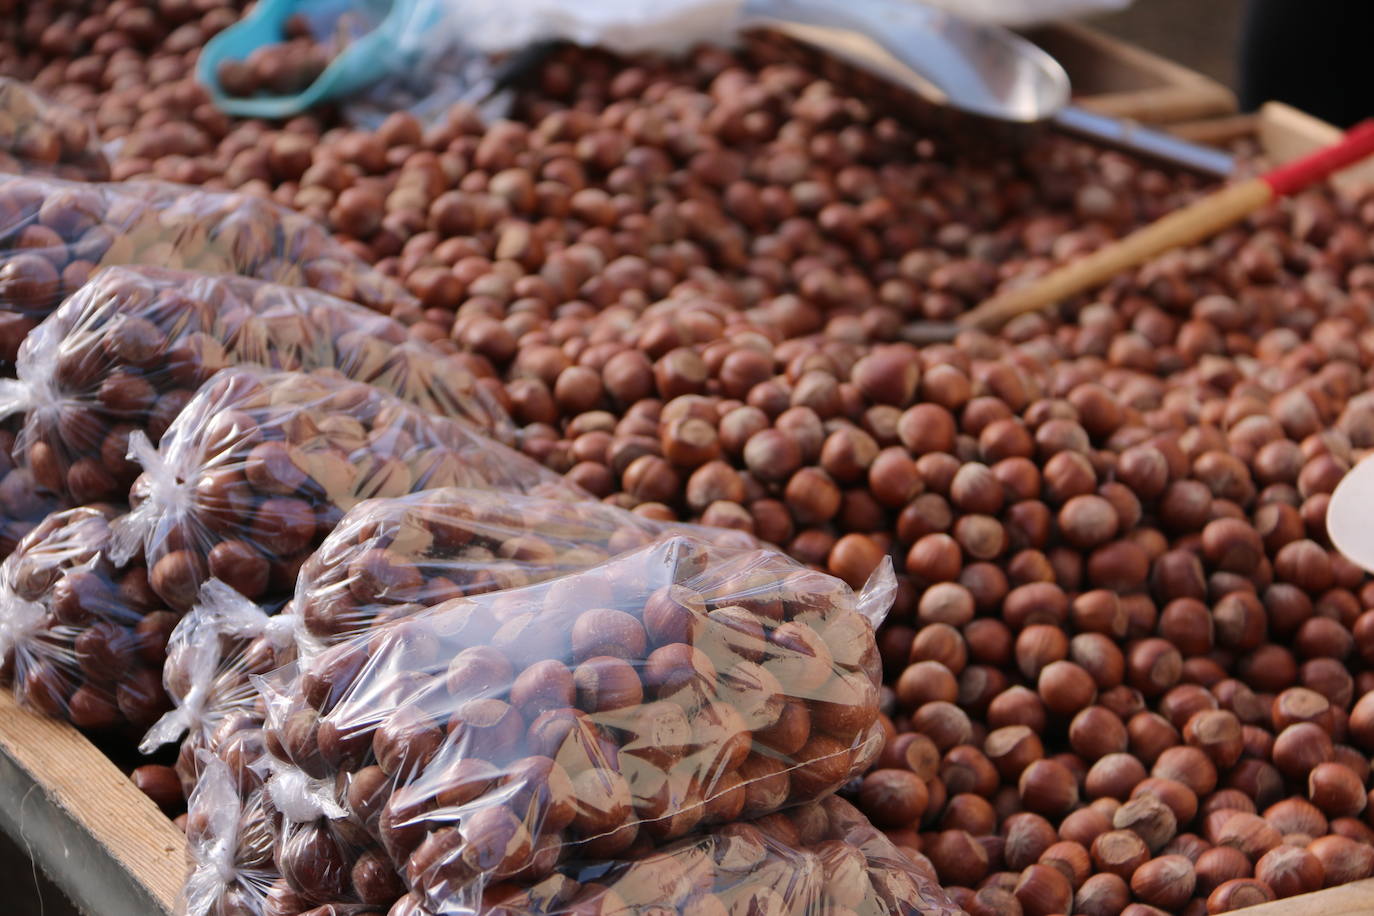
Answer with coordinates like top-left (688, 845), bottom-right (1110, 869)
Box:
top-left (4, 1), bottom-right (1374, 915)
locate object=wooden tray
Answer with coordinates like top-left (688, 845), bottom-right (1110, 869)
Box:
top-left (1027, 21), bottom-right (1237, 124)
top-left (0, 689), bottom-right (184, 916)
top-left (1243, 879), bottom-right (1374, 915)
top-left (1171, 100), bottom-right (1374, 195)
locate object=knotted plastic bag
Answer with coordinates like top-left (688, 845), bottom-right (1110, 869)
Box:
top-left (144, 579), bottom-right (298, 798)
top-left (259, 533), bottom-right (892, 910)
top-left (0, 174), bottom-right (418, 368)
top-left (0, 505), bottom-right (175, 732)
top-left (0, 264), bottom-right (510, 504)
top-left (293, 486), bottom-right (759, 658)
top-left (111, 366), bottom-right (580, 614)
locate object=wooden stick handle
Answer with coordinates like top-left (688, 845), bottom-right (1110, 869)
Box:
top-left (958, 178), bottom-right (1273, 331)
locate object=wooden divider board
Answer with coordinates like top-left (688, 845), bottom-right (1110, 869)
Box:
top-left (1026, 21), bottom-right (1237, 124)
top-left (0, 689), bottom-right (184, 916)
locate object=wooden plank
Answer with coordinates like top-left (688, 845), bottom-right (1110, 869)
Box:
top-left (1168, 113), bottom-right (1260, 147)
top-left (0, 689), bottom-right (184, 916)
top-left (1234, 877), bottom-right (1374, 915)
top-left (1028, 21), bottom-right (1237, 124)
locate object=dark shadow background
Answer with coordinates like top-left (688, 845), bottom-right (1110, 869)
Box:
top-left (1091, 0), bottom-right (1244, 87)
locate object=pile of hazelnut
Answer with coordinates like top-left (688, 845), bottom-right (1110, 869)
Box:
top-left (9, 1), bottom-right (1374, 914)
top-left (0, 75), bottom-right (109, 179)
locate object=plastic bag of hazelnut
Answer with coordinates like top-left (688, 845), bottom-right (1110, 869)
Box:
top-left (257, 533), bottom-right (892, 910)
top-left (143, 579), bottom-right (297, 799)
top-left (182, 737), bottom-right (288, 916)
top-left (182, 765), bottom-right (960, 916)
top-left (0, 173), bottom-right (418, 368)
top-left (294, 486), bottom-right (759, 658)
top-left (0, 504), bottom-right (177, 733)
top-left (109, 366), bottom-right (582, 614)
top-left (472, 796), bottom-right (962, 916)
top-left (0, 77), bottom-right (110, 181)
top-left (149, 494), bottom-right (752, 809)
top-left (0, 264), bottom-right (512, 505)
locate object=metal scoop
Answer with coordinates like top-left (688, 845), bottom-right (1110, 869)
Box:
top-left (742, 0), bottom-right (1236, 177)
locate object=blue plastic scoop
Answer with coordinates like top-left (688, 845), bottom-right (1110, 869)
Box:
top-left (197, 0), bottom-right (437, 118)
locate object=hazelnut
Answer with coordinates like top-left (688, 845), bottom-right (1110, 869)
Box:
top-left (1254, 843), bottom-right (1324, 898)
top-left (1206, 878), bottom-right (1276, 913)
top-left (1018, 759), bottom-right (1078, 816)
top-left (1091, 829), bottom-right (1151, 878)
top-left (1013, 863), bottom-right (1073, 916)
top-left (1130, 854), bottom-right (1196, 911)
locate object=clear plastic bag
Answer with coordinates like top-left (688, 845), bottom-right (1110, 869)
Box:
top-left (259, 533), bottom-right (891, 911)
top-left (159, 491), bottom-right (755, 821)
top-left (0, 77), bottom-right (110, 180)
top-left (191, 795), bottom-right (955, 916)
top-left (182, 739), bottom-right (285, 916)
top-left (475, 796), bottom-right (961, 916)
top-left (0, 264), bottom-right (511, 504)
top-left (294, 487), bottom-right (759, 657)
top-left (0, 173), bottom-right (418, 368)
top-left (0, 505), bottom-right (177, 732)
top-left (111, 366), bottom-right (580, 614)
top-left (145, 579), bottom-right (298, 799)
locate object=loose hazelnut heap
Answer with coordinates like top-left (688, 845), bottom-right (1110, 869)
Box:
top-left (0, 76), bottom-right (109, 179)
top-left (215, 14), bottom-right (341, 100)
top-left (0, 174), bottom-right (416, 372)
top-left (3, 0), bottom-right (245, 189)
top-left (261, 535), bottom-right (884, 911)
top-left (5, 264), bottom-right (509, 506)
top-left (294, 485), bottom-right (756, 655)
top-left (0, 505), bottom-right (175, 733)
top-left (115, 367), bottom-right (578, 614)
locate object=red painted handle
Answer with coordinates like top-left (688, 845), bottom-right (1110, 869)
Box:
top-left (1263, 118), bottom-right (1374, 196)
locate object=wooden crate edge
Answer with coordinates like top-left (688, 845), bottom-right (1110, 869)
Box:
top-left (1232, 876), bottom-right (1374, 915)
top-left (1036, 20), bottom-right (1238, 124)
top-left (0, 689), bottom-right (185, 916)
top-left (1170, 101), bottom-right (1374, 195)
